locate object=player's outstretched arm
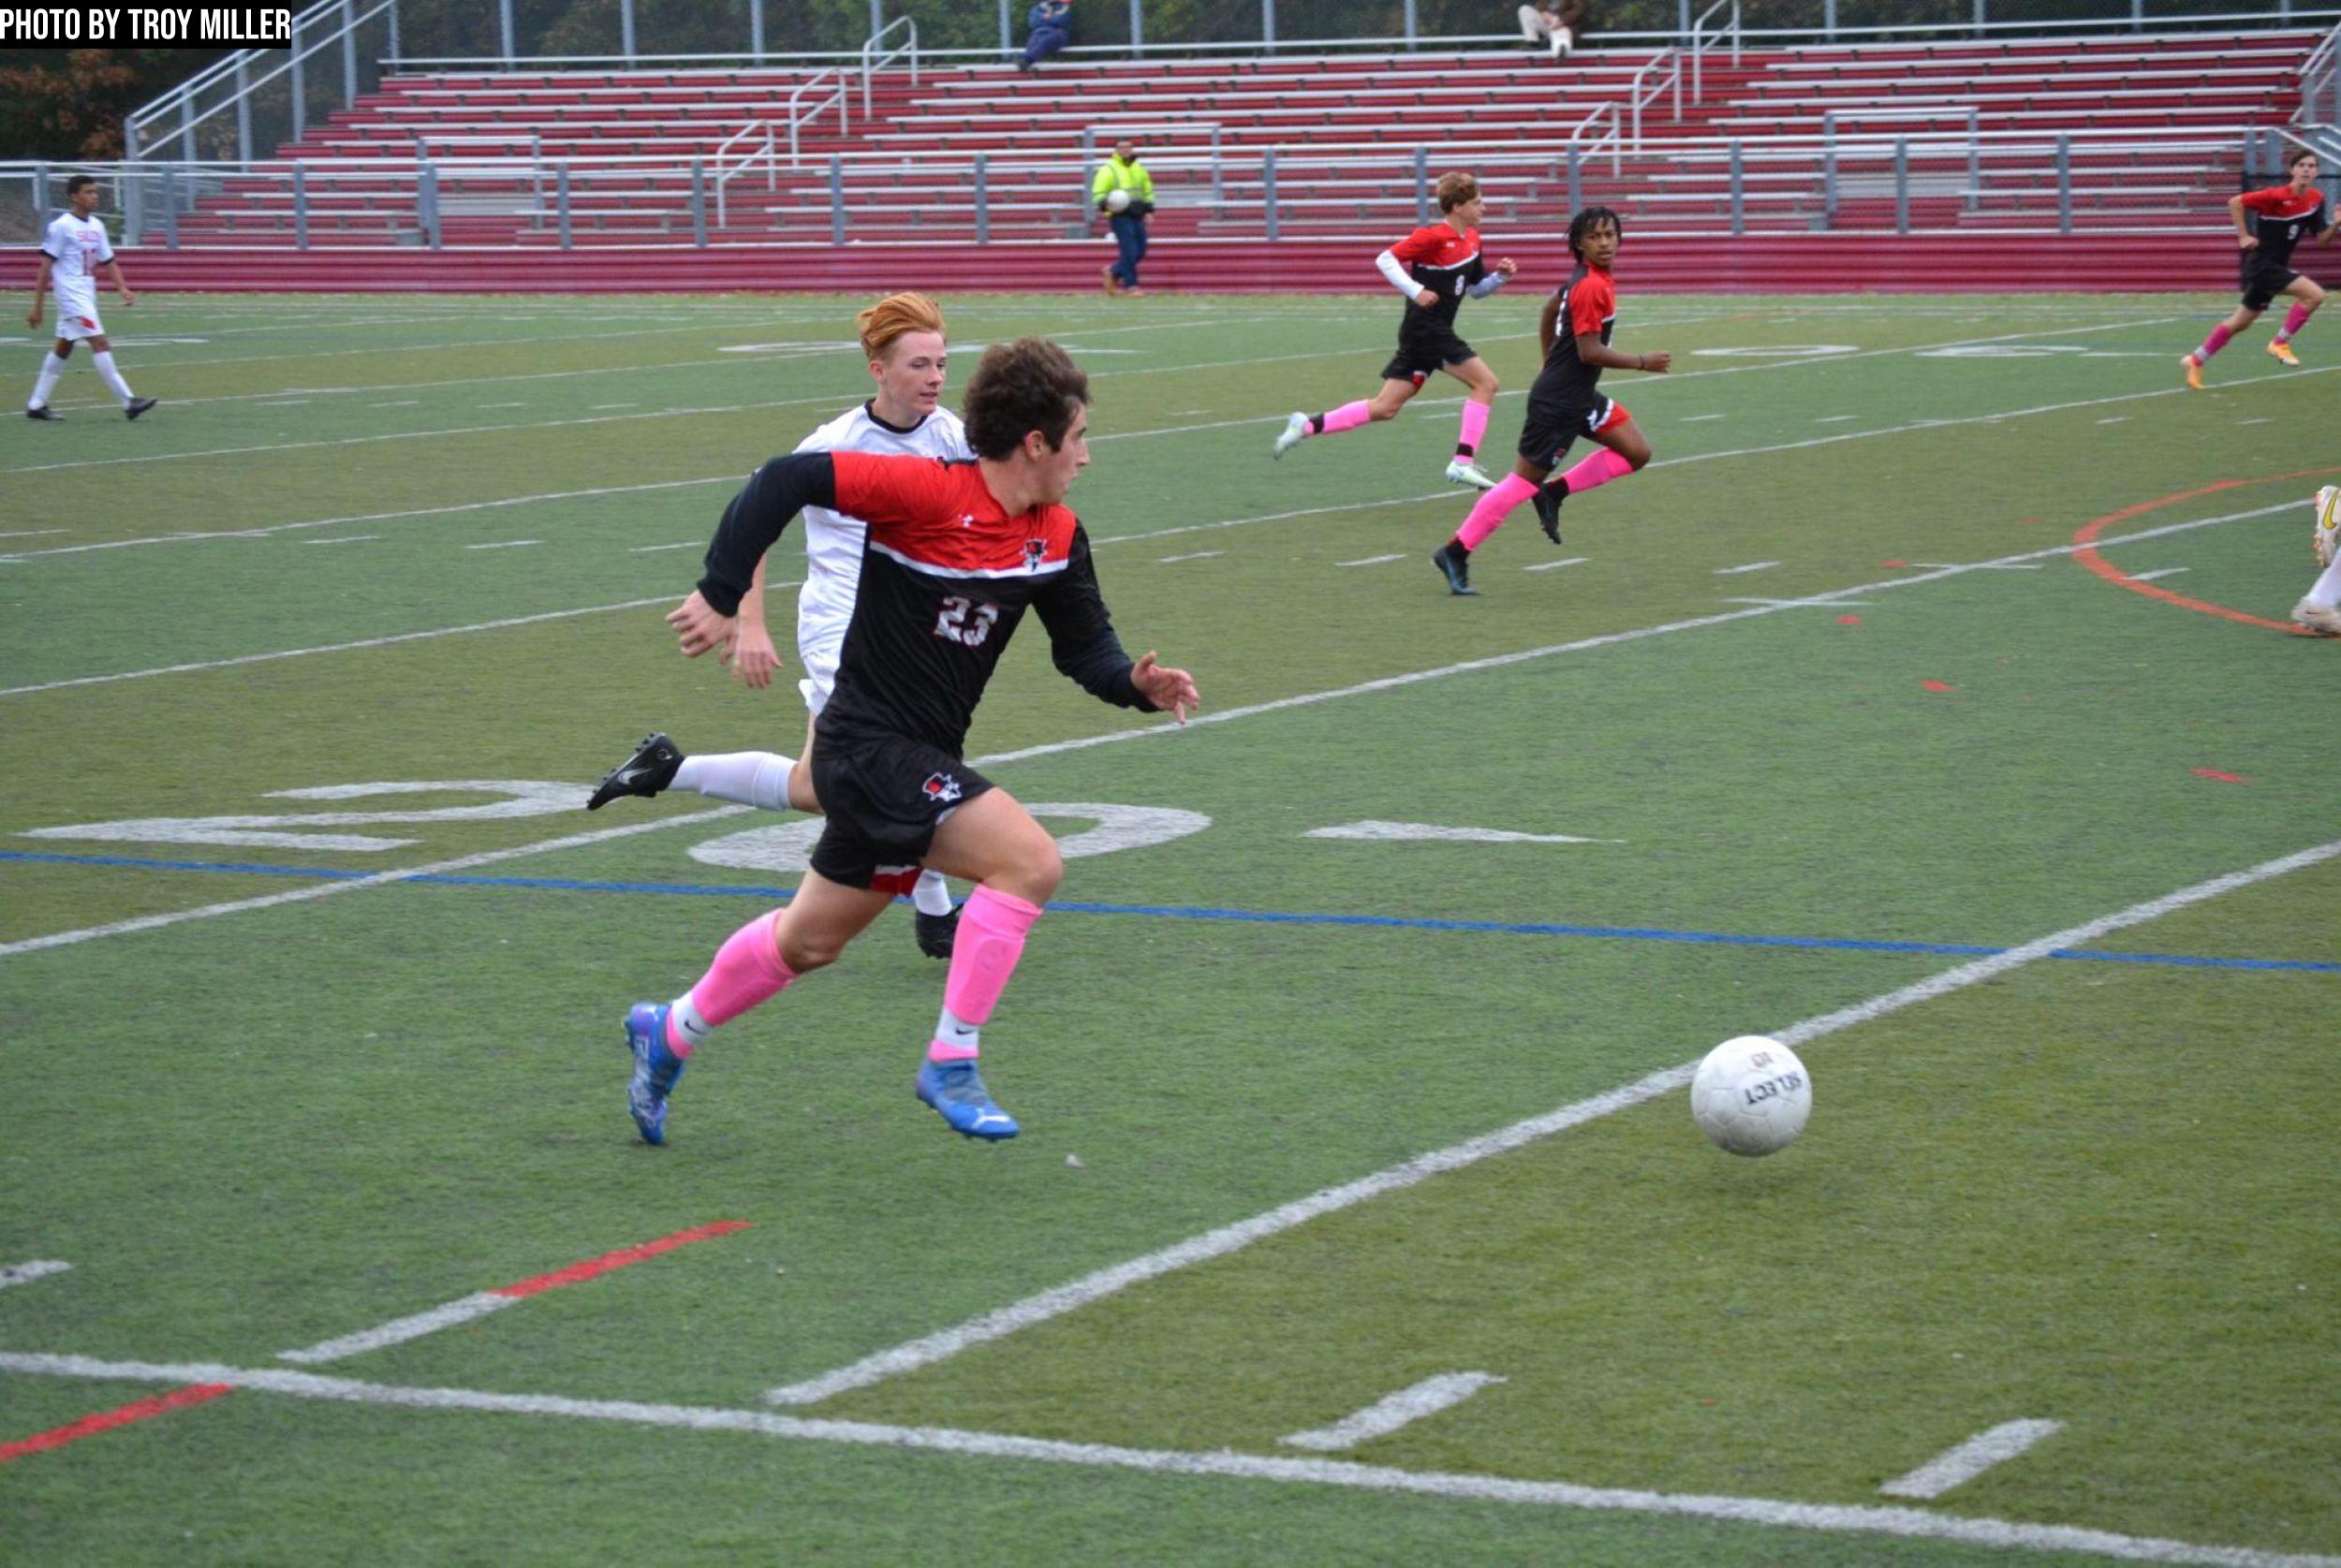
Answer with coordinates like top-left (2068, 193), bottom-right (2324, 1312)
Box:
top-left (2229, 193), bottom-right (2257, 249)
top-left (676, 450), bottom-right (835, 661)
top-left (1034, 527), bottom-right (1183, 713)
top-left (1577, 330), bottom-right (1669, 374)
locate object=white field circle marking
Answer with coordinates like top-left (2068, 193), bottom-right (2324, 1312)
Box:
top-left (1690, 344), bottom-right (1859, 359)
top-left (1878, 1419), bottom-right (2066, 1500)
top-left (19, 781), bottom-right (582, 853)
top-left (1280, 1372), bottom-right (1506, 1452)
top-left (0, 1260), bottom-right (72, 1291)
top-left (0, 1354), bottom-right (2324, 1568)
top-left (688, 803), bottom-right (1213, 875)
top-left (1307, 821), bottom-right (1615, 845)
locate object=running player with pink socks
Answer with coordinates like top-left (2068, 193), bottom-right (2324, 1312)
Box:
top-left (1272, 171), bottom-right (1516, 491)
top-left (2183, 149), bottom-right (2336, 390)
top-left (625, 338), bottom-right (1199, 1147)
top-left (1432, 206), bottom-right (1668, 595)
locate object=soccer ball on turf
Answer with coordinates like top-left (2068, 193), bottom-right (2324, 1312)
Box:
top-left (1689, 1035), bottom-right (1812, 1157)
top-left (2313, 484), bottom-right (2339, 569)
top-left (1105, 187), bottom-right (1132, 213)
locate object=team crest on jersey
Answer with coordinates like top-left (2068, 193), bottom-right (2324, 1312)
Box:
top-left (1023, 538), bottom-right (1047, 570)
top-left (920, 772), bottom-right (963, 804)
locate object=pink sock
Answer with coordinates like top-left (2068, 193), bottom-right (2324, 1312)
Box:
top-left (1455, 473), bottom-right (1538, 551)
top-left (1315, 400), bottom-right (1371, 435)
top-left (927, 886), bottom-right (1044, 1061)
top-left (2197, 323), bottom-right (2235, 361)
top-left (667, 911), bottom-right (794, 1055)
top-left (1558, 447), bottom-right (1634, 496)
top-left (2275, 303), bottom-right (2313, 344)
top-left (1456, 399), bottom-right (1491, 457)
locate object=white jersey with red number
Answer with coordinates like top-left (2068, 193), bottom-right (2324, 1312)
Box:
top-left (42, 212), bottom-right (113, 324)
top-left (789, 402), bottom-right (972, 714)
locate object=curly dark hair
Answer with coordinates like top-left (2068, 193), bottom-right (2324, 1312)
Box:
top-left (66, 174), bottom-right (97, 197)
top-left (1568, 205), bottom-right (1622, 260)
top-left (962, 337), bottom-right (1089, 460)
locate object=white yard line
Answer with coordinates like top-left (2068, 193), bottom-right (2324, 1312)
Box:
top-left (1335, 553), bottom-right (1406, 566)
top-left (1156, 550), bottom-right (1224, 564)
top-left (630, 541), bottom-right (702, 552)
top-left (0, 1353), bottom-right (2326, 1568)
top-left (0, 807), bottom-right (750, 960)
top-left (0, 1261), bottom-right (71, 1292)
top-left (1279, 1372), bottom-right (1506, 1451)
top-left (2128, 566), bottom-right (2191, 581)
top-left (464, 539), bottom-right (542, 550)
top-left (1713, 561), bottom-right (1780, 575)
top-left (1523, 557), bottom-right (1590, 572)
top-left (761, 831), bottom-right (2341, 1410)
top-left (1878, 1420), bottom-right (2066, 1500)
top-left (303, 535), bottom-right (381, 547)
top-left (278, 1294), bottom-right (514, 1364)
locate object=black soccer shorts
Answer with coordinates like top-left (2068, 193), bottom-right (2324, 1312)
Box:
top-left (1382, 319), bottom-right (1478, 386)
top-left (2242, 259), bottom-right (2301, 312)
top-left (1517, 386), bottom-right (1627, 469)
top-left (807, 730), bottom-right (995, 894)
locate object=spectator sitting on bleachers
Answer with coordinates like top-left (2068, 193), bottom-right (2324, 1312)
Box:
top-left (1518, 0), bottom-right (1588, 60)
top-left (1020, 0), bottom-right (1072, 71)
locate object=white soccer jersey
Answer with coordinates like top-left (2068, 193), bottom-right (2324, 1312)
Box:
top-left (790, 401), bottom-right (972, 714)
top-left (43, 212), bottom-right (113, 323)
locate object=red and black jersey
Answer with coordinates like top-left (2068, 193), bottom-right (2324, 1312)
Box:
top-left (2239, 185), bottom-right (2331, 271)
top-left (1536, 261), bottom-right (1617, 404)
top-left (698, 450), bottom-right (1152, 754)
top-left (1390, 224), bottom-right (1487, 330)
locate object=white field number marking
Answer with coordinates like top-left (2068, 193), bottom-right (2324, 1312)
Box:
top-left (20, 781), bottom-right (583, 853)
top-left (689, 803), bottom-right (1213, 874)
top-left (1691, 344), bottom-right (1859, 359)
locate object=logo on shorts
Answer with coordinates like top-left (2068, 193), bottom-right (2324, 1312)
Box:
top-left (920, 772), bottom-right (963, 804)
top-left (1023, 538), bottom-right (1046, 570)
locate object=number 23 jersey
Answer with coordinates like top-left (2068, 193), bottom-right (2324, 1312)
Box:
top-left (820, 450), bottom-right (1140, 754)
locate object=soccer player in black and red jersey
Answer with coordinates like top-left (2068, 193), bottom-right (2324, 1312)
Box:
top-left (1271, 170), bottom-right (1517, 491)
top-left (2183, 149), bottom-right (2337, 388)
top-left (1431, 206), bottom-right (1668, 595)
top-left (626, 339), bottom-right (1200, 1147)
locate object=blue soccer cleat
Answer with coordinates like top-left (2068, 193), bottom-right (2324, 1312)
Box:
top-left (626, 1002), bottom-right (687, 1146)
top-left (914, 1058), bottom-right (1020, 1141)
top-left (1431, 539), bottom-right (1477, 596)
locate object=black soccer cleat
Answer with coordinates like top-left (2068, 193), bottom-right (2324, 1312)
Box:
top-left (24, 406), bottom-right (61, 421)
top-left (587, 732), bottom-right (685, 811)
top-left (1534, 480), bottom-right (1566, 545)
top-left (1431, 540), bottom-right (1477, 596)
top-left (125, 398), bottom-right (158, 421)
top-left (914, 903), bottom-right (961, 960)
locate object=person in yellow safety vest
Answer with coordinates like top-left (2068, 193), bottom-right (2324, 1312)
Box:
top-left (1093, 140), bottom-right (1156, 297)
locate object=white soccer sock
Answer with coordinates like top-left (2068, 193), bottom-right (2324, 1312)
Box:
top-left (28, 352), bottom-right (65, 410)
top-left (2307, 555), bottom-right (2341, 611)
top-left (672, 751), bottom-right (795, 810)
top-left (90, 351), bottom-right (135, 407)
top-left (911, 870), bottom-right (955, 916)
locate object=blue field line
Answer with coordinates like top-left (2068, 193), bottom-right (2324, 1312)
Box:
top-left (4, 848), bottom-right (2335, 975)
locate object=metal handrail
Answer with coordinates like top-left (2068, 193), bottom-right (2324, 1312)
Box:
top-left (714, 120), bottom-right (778, 227)
top-left (1078, 121), bottom-right (1226, 222)
top-left (2301, 19), bottom-right (2341, 123)
top-left (1627, 49), bottom-right (1683, 144)
top-left (127, 0), bottom-right (388, 154)
top-left (861, 16), bottom-right (919, 116)
top-left (1822, 106), bottom-right (1981, 219)
top-left (1689, 0), bottom-right (1742, 100)
top-left (786, 68), bottom-right (849, 169)
top-left (1567, 100), bottom-right (1623, 176)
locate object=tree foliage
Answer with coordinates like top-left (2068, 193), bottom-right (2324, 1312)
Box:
top-left (0, 49), bottom-right (233, 161)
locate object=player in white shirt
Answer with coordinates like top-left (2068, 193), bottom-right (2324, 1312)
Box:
top-left (588, 293), bottom-right (973, 957)
top-left (25, 176), bottom-right (156, 421)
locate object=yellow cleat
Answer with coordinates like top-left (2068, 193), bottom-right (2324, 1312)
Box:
top-left (2181, 354), bottom-right (2205, 390)
top-left (2269, 339), bottom-right (2301, 367)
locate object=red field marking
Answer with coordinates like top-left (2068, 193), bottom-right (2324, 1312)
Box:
top-left (494, 1220), bottom-right (753, 1299)
top-left (1836, 615), bottom-right (1862, 624)
top-left (2190, 768), bottom-right (2250, 784)
top-left (1881, 558), bottom-right (1908, 567)
top-left (1921, 679), bottom-right (1956, 693)
top-left (0, 1383), bottom-right (234, 1465)
top-left (2070, 467), bottom-right (2341, 637)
